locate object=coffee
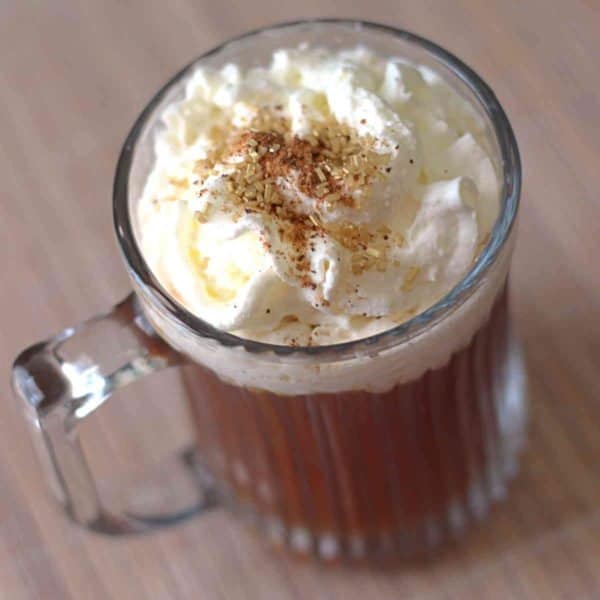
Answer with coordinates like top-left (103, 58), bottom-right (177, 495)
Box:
top-left (181, 284), bottom-right (524, 559)
top-left (134, 40), bottom-right (523, 559)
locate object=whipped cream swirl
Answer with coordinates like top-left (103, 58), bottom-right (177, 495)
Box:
top-left (138, 46), bottom-right (500, 345)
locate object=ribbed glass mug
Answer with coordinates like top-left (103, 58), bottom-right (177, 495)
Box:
top-left (11, 20), bottom-right (525, 562)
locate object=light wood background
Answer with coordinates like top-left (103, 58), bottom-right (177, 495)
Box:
top-left (1, 1), bottom-right (599, 599)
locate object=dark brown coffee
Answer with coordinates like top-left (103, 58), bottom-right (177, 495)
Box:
top-left (182, 284), bottom-right (524, 559)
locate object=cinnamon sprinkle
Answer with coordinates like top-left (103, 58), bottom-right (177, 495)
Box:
top-left (193, 107), bottom-right (397, 281)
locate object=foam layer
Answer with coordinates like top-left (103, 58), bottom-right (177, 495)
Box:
top-left (137, 46), bottom-right (500, 346)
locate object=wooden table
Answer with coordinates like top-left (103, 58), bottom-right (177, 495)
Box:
top-left (1, 1), bottom-right (599, 598)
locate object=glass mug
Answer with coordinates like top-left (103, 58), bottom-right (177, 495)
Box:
top-left (11, 20), bottom-right (525, 562)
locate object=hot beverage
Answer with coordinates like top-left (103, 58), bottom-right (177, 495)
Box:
top-left (13, 22), bottom-right (524, 560)
top-left (136, 42), bottom-right (524, 558)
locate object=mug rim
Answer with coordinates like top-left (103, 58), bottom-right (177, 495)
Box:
top-left (113, 18), bottom-right (521, 358)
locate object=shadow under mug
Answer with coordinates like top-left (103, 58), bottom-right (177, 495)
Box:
top-left (11, 20), bottom-right (525, 562)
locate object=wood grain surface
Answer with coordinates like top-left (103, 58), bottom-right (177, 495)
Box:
top-left (1, 1), bottom-right (599, 598)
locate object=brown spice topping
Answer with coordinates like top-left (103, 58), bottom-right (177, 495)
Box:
top-left (193, 107), bottom-right (397, 281)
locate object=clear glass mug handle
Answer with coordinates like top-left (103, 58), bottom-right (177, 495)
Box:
top-left (11, 293), bottom-right (218, 535)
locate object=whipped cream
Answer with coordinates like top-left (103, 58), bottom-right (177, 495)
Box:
top-left (138, 46), bottom-right (500, 345)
